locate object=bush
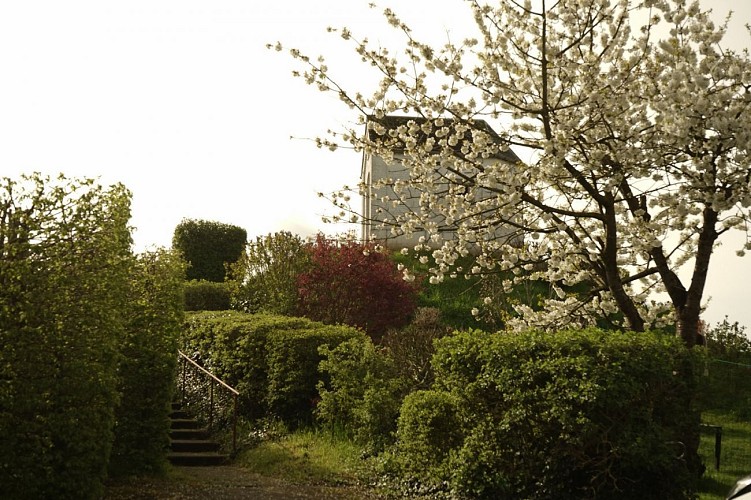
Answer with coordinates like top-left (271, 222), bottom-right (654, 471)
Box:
top-left (184, 279), bottom-right (230, 310)
top-left (172, 218), bottom-right (246, 282)
top-left (109, 250), bottom-right (186, 475)
top-left (381, 308), bottom-right (450, 390)
top-left (0, 174), bottom-right (132, 499)
top-left (265, 325), bottom-right (363, 425)
top-left (297, 235), bottom-right (419, 341)
top-left (181, 311), bottom-right (362, 425)
top-left (398, 328), bottom-right (702, 499)
top-left (227, 231), bottom-right (311, 314)
top-left (396, 390), bottom-right (463, 480)
top-left (696, 317), bottom-right (751, 417)
top-left (316, 337), bottom-right (407, 452)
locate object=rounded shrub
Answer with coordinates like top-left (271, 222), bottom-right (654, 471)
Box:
top-left (396, 390), bottom-right (463, 478)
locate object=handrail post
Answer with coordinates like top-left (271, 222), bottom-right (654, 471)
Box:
top-left (232, 393), bottom-right (238, 456)
top-left (181, 355), bottom-right (186, 405)
top-left (209, 381), bottom-right (214, 431)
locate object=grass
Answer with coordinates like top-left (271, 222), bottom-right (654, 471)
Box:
top-left (698, 410), bottom-right (751, 499)
top-left (236, 427), bottom-right (369, 487)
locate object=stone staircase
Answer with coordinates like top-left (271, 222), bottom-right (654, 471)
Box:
top-left (168, 402), bottom-right (228, 466)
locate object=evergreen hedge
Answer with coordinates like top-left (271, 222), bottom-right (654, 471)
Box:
top-left (109, 250), bottom-right (186, 475)
top-left (396, 328), bottom-right (701, 499)
top-left (184, 279), bottom-right (230, 311)
top-left (0, 175), bottom-right (132, 499)
top-left (172, 218), bottom-right (246, 282)
top-left (182, 311), bottom-right (362, 424)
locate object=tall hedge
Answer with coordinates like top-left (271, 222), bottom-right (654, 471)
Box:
top-left (0, 175), bottom-right (133, 499)
top-left (182, 311), bottom-right (363, 424)
top-left (396, 328), bottom-right (701, 499)
top-left (172, 218), bottom-right (246, 282)
top-left (109, 249), bottom-right (186, 475)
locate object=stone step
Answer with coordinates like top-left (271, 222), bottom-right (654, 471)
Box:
top-left (167, 451), bottom-right (228, 466)
top-left (170, 439), bottom-right (220, 453)
top-left (170, 418), bottom-right (201, 429)
top-left (169, 409), bottom-right (190, 420)
top-left (168, 402), bottom-right (227, 467)
top-left (169, 427), bottom-right (210, 440)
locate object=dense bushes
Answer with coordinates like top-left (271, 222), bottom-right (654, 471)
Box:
top-left (172, 218), bottom-right (246, 282)
top-left (227, 231), bottom-right (310, 315)
top-left (0, 175), bottom-right (133, 499)
top-left (184, 279), bottom-right (230, 311)
top-left (391, 328), bottom-right (701, 499)
top-left (317, 337), bottom-right (407, 452)
top-left (109, 250), bottom-right (186, 475)
top-left (182, 311), bottom-right (363, 425)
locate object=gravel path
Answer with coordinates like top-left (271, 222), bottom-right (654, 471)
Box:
top-left (104, 466), bottom-right (382, 499)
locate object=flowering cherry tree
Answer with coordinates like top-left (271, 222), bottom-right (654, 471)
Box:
top-left (276, 0), bottom-right (751, 346)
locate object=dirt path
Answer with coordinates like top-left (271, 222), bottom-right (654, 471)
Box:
top-left (104, 465), bottom-right (382, 499)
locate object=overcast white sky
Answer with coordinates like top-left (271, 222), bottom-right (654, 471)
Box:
top-left (1, 1), bottom-right (750, 329)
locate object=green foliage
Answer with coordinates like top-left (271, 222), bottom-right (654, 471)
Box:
top-left (227, 231), bottom-right (311, 314)
top-left (704, 317), bottom-right (751, 362)
top-left (109, 249), bottom-right (186, 476)
top-left (695, 318), bottom-right (751, 419)
top-left (395, 390), bottom-right (463, 481)
top-left (317, 337), bottom-right (407, 452)
top-left (0, 174), bottom-right (132, 499)
top-left (172, 218), bottom-right (246, 282)
top-left (184, 279), bottom-right (230, 311)
top-left (265, 325), bottom-right (362, 425)
top-left (397, 328), bottom-right (702, 499)
top-left (391, 251), bottom-right (555, 331)
top-left (181, 311), bottom-right (361, 425)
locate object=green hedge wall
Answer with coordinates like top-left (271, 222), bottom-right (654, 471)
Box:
top-left (182, 311), bottom-right (362, 424)
top-left (397, 328), bottom-right (701, 499)
top-left (184, 279), bottom-right (230, 311)
top-left (109, 249), bottom-right (186, 475)
top-left (0, 175), bottom-right (132, 499)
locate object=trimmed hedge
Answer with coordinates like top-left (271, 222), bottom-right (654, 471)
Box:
top-left (396, 328), bottom-right (701, 499)
top-left (172, 218), bottom-right (246, 282)
top-left (182, 311), bottom-right (363, 424)
top-left (109, 250), bottom-right (186, 475)
top-left (184, 279), bottom-right (230, 311)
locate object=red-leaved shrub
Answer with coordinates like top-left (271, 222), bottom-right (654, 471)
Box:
top-left (297, 235), bottom-right (419, 341)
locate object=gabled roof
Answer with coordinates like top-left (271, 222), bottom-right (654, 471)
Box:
top-left (365, 114), bottom-right (521, 164)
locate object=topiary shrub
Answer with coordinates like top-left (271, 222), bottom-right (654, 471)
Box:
top-left (184, 279), bottom-right (231, 311)
top-left (400, 328), bottom-right (702, 500)
top-left (316, 336), bottom-right (407, 452)
top-left (172, 218), bottom-right (246, 282)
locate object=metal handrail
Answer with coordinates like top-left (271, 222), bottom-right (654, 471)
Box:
top-left (177, 349), bottom-right (239, 455)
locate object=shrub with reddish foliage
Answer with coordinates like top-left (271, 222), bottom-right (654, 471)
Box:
top-left (297, 235), bottom-right (419, 341)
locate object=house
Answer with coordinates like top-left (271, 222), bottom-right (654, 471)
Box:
top-left (360, 115), bottom-right (522, 250)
